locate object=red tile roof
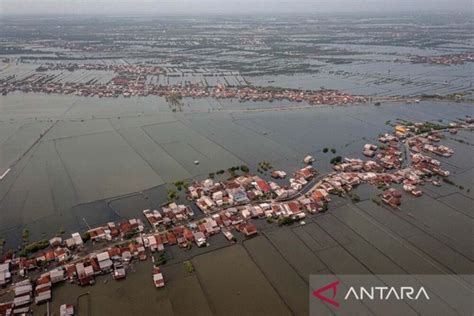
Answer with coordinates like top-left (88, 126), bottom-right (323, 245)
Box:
top-left (243, 223), bottom-right (258, 236)
top-left (288, 201), bottom-right (301, 214)
top-left (256, 180), bottom-right (271, 193)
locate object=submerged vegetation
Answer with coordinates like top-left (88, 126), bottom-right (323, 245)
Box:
top-left (183, 260), bottom-right (195, 273)
top-left (330, 156), bottom-right (342, 165)
top-left (167, 189), bottom-right (179, 201)
top-left (258, 161), bottom-right (273, 171)
top-left (18, 239), bottom-right (50, 258)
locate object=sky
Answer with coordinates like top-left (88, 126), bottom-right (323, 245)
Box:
top-left (0, 0), bottom-right (472, 15)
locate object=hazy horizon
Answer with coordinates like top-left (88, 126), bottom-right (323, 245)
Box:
top-left (1, 0), bottom-right (472, 16)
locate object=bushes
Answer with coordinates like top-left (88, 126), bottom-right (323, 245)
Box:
top-left (322, 147), bottom-right (336, 154)
top-left (240, 165), bottom-right (249, 173)
top-left (330, 156), bottom-right (342, 165)
top-left (258, 161), bottom-right (273, 171)
top-left (278, 217), bottom-right (295, 226)
top-left (124, 229), bottom-right (139, 240)
top-left (22, 229), bottom-right (29, 243)
top-left (442, 178), bottom-right (455, 185)
top-left (18, 239), bottom-right (50, 257)
top-left (443, 178), bottom-right (467, 190)
top-left (174, 180), bottom-right (188, 191)
top-left (156, 251), bottom-right (167, 265)
top-left (371, 198), bottom-right (381, 206)
top-left (167, 189), bottom-right (178, 201)
top-left (415, 122), bottom-right (446, 135)
top-left (82, 232), bottom-right (91, 242)
top-left (350, 193), bottom-right (361, 203)
top-left (227, 168), bottom-right (237, 178)
top-left (321, 203), bottom-right (329, 212)
top-left (183, 260), bottom-right (194, 273)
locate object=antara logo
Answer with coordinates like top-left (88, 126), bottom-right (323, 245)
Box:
top-left (313, 280), bottom-right (430, 308)
top-left (312, 280), bottom-right (341, 307)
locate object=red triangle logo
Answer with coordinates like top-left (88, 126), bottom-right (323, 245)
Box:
top-left (312, 280), bottom-right (341, 308)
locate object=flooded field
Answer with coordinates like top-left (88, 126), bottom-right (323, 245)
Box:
top-left (243, 236), bottom-right (310, 315)
top-left (192, 245), bottom-right (291, 315)
top-left (0, 92), bottom-right (473, 249)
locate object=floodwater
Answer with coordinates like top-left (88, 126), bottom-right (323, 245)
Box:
top-left (31, 244), bottom-right (292, 316)
top-left (32, 260), bottom-right (175, 316)
top-left (0, 92), bottom-right (473, 249)
top-left (29, 195), bottom-right (474, 315)
top-left (0, 91), bottom-right (473, 316)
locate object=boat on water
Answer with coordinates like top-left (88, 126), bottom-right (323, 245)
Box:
top-left (153, 266), bottom-right (165, 288)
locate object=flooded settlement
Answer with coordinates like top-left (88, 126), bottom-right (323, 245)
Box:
top-left (0, 11), bottom-right (473, 316)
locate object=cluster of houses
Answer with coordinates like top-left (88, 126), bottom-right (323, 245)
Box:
top-left (0, 164), bottom-right (322, 312)
top-left (5, 279), bottom-right (33, 314)
top-left (334, 157), bottom-right (383, 173)
top-left (408, 136), bottom-right (454, 157)
top-left (143, 203), bottom-right (194, 230)
top-left (362, 144), bottom-right (377, 157)
top-left (327, 120), bottom-right (468, 207)
top-left (381, 188), bottom-right (403, 207)
top-left (411, 153), bottom-right (449, 177)
top-left (87, 219), bottom-right (145, 243)
top-left (35, 63), bottom-right (166, 75)
top-left (0, 219), bottom-right (148, 313)
top-left (410, 52), bottom-right (474, 65)
top-left (40, 40), bottom-right (123, 52)
top-left (2, 271), bottom-right (65, 315)
top-left (0, 68), bottom-right (367, 106)
top-left (377, 146), bottom-right (403, 169)
top-left (211, 84), bottom-right (367, 105)
top-left (191, 175), bottom-right (272, 214)
top-left (0, 199), bottom-right (270, 314)
top-left (326, 154), bottom-right (446, 206)
top-left (189, 168), bottom-right (316, 215)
